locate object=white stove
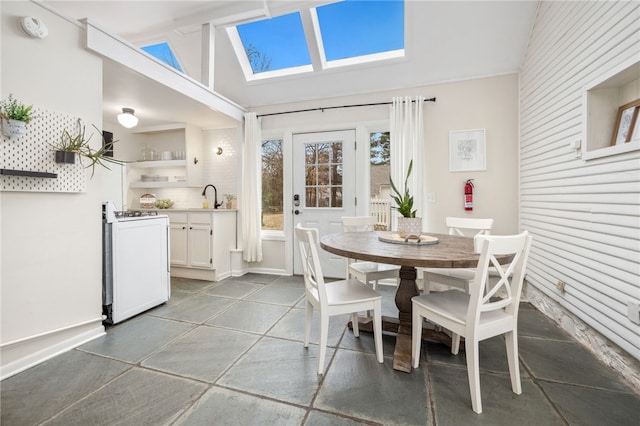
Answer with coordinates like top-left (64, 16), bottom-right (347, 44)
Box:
top-left (102, 201), bottom-right (170, 324)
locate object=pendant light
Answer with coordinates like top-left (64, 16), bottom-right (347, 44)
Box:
top-left (117, 107), bottom-right (138, 128)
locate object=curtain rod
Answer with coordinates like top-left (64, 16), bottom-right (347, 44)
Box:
top-left (256, 97), bottom-right (436, 118)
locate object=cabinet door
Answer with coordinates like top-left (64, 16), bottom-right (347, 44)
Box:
top-left (188, 224), bottom-right (212, 268)
top-left (169, 224), bottom-right (188, 266)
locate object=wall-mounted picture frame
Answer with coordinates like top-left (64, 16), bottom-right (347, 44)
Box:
top-left (611, 98), bottom-right (640, 146)
top-left (449, 128), bottom-right (486, 172)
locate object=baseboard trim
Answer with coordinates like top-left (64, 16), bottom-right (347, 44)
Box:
top-left (1, 321), bottom-right (105, 381)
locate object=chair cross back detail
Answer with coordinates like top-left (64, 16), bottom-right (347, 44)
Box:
top-left (422, 217), bottom-right (494, 293)
top-left (412, 231), bottom-right (533, 414)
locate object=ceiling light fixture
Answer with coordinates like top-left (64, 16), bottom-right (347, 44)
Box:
top-left (117, 107), bottom-right (138, 128)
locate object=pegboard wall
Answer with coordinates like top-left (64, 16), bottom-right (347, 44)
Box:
top-left (1, 108), bottom-right (87, 192)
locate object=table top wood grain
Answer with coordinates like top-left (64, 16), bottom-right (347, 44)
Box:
top-left (320, 231), bottom-right (482, 269)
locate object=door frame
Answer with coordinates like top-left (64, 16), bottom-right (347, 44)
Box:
top-left (273, 121), bottom-right (389, 276)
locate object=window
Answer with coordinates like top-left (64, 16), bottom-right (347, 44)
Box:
top-left (228, 0), bottom-right (405, 80)
top-left (314, 0), bottom-right (404, 67)
top-left (141, 42), bottom-right (183, 72)
top-left (370, 131), bottom-right (391, 230)
top-left (262, 139), bottom-right (284, 230)
top-left (236, 12), bottom-right (311, 74)
top-left (304, 142), bottom-right (343, 208)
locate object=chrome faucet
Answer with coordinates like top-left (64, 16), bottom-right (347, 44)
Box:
top-left (201, 184), bottom-right (223, 209)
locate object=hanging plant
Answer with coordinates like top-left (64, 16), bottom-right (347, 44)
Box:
top-left (0, 94), bottom-right (34, 138)
top-left (50, 119), bottom-right (126, 176)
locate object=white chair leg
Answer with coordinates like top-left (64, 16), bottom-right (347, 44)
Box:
top-left (373, 301), bottom-right (384, 363)
top-left (466, 340), bottom-right (482, 414)
top-left (372, 279), bottom-right (378, 290)
top-left (411, 308), bottom-right (422, 368)
top-left (304, 301), bottom-right (313, 347)
top-left (451, 333), bottom-right (460, 355)
top-left (351, 313), bottom-right (360, 337)
top-left (318, 314), bottom-right (329, 375)
top-left (505, 330), bottom-right (522, 394)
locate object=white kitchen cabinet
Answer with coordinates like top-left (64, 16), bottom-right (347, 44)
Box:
top-left (128, 124), bottom-right (203, 188)
top-left (166, 210), bottom-right (236, 281)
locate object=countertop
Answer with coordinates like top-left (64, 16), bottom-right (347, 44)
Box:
top-left (142, 208), bottom-right (237, 213)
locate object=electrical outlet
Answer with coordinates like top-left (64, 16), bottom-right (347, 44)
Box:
top-left (628, 300), bottom-right (640, 325)
top-left (556, 281), bottom-right (565, 292)
top-left (427, 192), bottom-right (436, 203)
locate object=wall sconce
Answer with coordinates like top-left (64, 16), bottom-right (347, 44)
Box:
top-left (216, 147), bottom-right (223, 155)
top-left (117, 108), bottom-right (138, 128)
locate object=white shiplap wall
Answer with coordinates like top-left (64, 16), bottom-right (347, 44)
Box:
top-left (520, 0), bottom-right (640, 365)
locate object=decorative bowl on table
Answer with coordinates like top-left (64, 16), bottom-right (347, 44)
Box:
top-left (154, 199), bottom-right (174, 209)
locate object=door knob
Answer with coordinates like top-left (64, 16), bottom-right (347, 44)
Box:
top-left (294, 210), bottom-right (300, 215)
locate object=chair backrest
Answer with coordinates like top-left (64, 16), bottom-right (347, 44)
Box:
top-left (468, 231), bottom-right (533, 324)
top-left (342, 216), bottom-right (377, 232)
top-left (446, 217), bottom-right (494, 237)
top-left (295, 224), bottom-right (328, 306)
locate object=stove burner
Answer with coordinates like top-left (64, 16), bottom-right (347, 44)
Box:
top-left (114, 210), bottom-right (159, 218)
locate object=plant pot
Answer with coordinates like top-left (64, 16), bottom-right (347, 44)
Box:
top-left (1, 118), bottom-right (27, 138)
top-left (397, 217), bottom-right (422, 238)
top-left (55, 151), bottom-right (76, 164)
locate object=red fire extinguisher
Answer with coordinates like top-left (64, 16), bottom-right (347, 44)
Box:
top-left (464, 179), bottom-right (474, 211)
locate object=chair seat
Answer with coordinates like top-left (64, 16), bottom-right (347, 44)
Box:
top-left (326, 278), bottom-right (382, 306)
top-left (413, 290), bottom-right (511, 328)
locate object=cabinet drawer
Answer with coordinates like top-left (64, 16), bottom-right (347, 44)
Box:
top-left (166, 212), bottom-right (188, 223)
top-left (189, 212), bottom-right (212, 225)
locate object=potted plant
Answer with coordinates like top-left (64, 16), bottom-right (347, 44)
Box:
top-left (0, 94), bottom-right (33, 138)
top-left (224, 193), bottom-right (237, 209)
top-left (390, 159), bottom-right (422, 238)
top-left (50, 119), bottom-right (125, 177)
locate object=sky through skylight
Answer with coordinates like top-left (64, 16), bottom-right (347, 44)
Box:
top-left (234, 0), bottom-right (405, 77)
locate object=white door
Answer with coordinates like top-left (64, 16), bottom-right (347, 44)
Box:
top-left (293, 130), bottom-right (356, 278)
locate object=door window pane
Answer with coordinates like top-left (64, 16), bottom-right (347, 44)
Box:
top-left (304, 141), bottom-right (343, 208)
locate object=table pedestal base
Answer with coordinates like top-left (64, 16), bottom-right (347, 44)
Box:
top-left (349, 316), bottom-right (463, 372)
top-left (349, 265), bottom-right (464, 373)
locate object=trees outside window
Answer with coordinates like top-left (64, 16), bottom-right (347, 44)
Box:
top-left (262, 139), bottom-right (283, 230)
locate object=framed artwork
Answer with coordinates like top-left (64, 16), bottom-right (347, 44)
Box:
top-left (611, 98), bottom-right (640, 146)
top-left (449, 128), bottom-right (486, 172)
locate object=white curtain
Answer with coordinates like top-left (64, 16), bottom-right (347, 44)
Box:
top-left (241, 112), bottom-right (263, 262)
top-left (390, 96), bottom-right (425, 230)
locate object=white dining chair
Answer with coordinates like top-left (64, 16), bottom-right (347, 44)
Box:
top-left (411, 231), bottom-right (533, 414)
top-left (342, 216), bottom-right (400, 290)
top-left (421, 217), bottom-right (494, 293)
top-left (295, 224), bottom-right (384, 375)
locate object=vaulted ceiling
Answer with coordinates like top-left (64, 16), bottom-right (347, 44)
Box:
top-left (44, 1), bottom-right (539, 128)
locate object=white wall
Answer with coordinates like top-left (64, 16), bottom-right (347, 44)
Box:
top-left (249, 74), bottom-right (520, 274)
top-left (519, 1), bottom-right (640, 387)
top-left (0, 2), bottom-right (114, 378)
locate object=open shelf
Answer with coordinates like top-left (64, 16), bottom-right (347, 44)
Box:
top-left (0, 168), bottom-right (57, 178)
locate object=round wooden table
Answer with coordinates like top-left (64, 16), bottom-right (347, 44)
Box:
top-left (320, 231), bottom-right (493, 373)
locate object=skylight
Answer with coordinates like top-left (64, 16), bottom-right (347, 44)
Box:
top-left (314, 0), bottom-right (404, 66)
top-left (228, 0), bottom-right (405, 81)
top-left (141, 42), bottom-right (184, 72)
top-left (236, 12), bottom-right (311, 74)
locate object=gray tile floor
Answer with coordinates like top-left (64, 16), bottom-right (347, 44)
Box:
top-left (2, 274), bottom-right (639, 426)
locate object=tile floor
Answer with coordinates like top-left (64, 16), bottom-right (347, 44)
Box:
top-left (2, 273), bottom-right (639, 426)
